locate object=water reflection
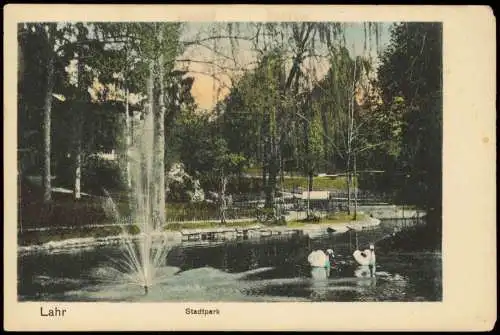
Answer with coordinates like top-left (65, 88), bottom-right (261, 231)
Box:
top-left (18, 220), bottom-right (442, 302)
top-left (310, 267), bottom-right (329, 280)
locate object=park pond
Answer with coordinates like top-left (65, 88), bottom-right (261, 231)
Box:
top-left (17, 217), bottom-right (442, 302)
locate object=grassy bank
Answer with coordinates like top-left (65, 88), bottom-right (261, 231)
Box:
top-left (18, 212), bottom-right (368, 246)
top-left (19, 224), bottom-right (140, 246)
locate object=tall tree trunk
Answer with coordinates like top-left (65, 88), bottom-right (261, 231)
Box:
top-left (307, 171), bottom-right (313, 217)
top-left (265, 108), bottom-right (278, 212)
top-left (320, 106), bottom-right (332, 173)
top-left (308, 171), bottom-right (314, 193)
top-left (154, 28), bottom-right (166, 228)
top-left (146, 62), bottom-right (156, 228)
top-left (277, 149), bottom-right (286, 218)
top-left (346, 165), bottom-right (351, 215)
top-left (74, 34), bottom-right (85, 200)
top-left (302, 103), bottom-right (311, 217)
top-left (346, 57), bottom-right (358, 215)
top-left (74, 116), bottom-right (82, 200)
top-left (42, 24), bottom-right (55, 203)
top-left (73, 123), bottom-right (82, 200)
top-left (353, 151), bottom-right (358, 220)
top-left (125, 87), bottom-right (132, 190)
top-left (261, 122), bottom-right (268, 201)
top-left (266, 149), bottom-right (278, 211)
top-left (219, 169), bottom-right (227, 225)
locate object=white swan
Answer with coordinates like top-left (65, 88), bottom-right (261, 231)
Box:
top-left (308, 249), bottom-right (334, 280)
top-left (308, 250), bottom-right (328, 267)
top-left (352, 244), bottom-right (376, 277)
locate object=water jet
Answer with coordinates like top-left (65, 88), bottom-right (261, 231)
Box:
top-left (97, 90), bottom-right (174, 292)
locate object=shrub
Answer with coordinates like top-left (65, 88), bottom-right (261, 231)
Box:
top-left (167, 179), bottom-right (194, 203)
top-left (166, 201), bottom-right (220, 221)
top-left (274, 216), bottom-right (287, 226)
top-left (19, 196), bottom-right (119, 229)
top-left (301, 213), bottom-right (321, 223)
top-left (82, 156), bottom-right (126, 195)
top-left (126, 224), bottom-right (141, 235)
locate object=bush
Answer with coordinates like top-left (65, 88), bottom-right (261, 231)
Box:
top-left (274, 216), bottom-right (287, 226)
top-left (167, 179), bottom-right (194, 203)
top-left (302, 213), bottom-right (321, 223)
top-left (19, 196), bottom-right (118, 229)
top-left (126, 224), bottom-right (141, 235)
top-left (82, 156), bottom-right (126, 195)
top-left (166, 201), bottom-right (219, 221)
top-left (92, 226), bottom-right (119, 238)
top-left (254, 207), bottom-right (275, 223)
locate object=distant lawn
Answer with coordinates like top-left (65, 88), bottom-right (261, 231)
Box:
top-left (286, 212), bottom-right (367, 227)
top-left (241, 168), bottom-right (357, 191)
top-left (163, 213), bottom-right (366, 231)
top-left (281, 176), bottom-right (357, 190)
top-left (243, 166), bottom-right (263, 176)
top-left (324, 212), bottom-right (367, 222)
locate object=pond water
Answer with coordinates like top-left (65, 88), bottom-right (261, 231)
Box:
top-left (17, 219), bottom-right (442, 302)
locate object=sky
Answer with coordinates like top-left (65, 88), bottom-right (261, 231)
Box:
top-left (59, 22), bottom-right (393, 110)
top-left (178, 22), bottom-right (393, 110)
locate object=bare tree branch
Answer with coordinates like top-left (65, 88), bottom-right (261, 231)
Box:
top-left (181, 35), bottom-right (255, 47)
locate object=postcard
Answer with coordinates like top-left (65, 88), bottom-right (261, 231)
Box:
top-left (4, 4), bottom-right (496, 331)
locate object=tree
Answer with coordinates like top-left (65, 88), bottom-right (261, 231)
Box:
top-left (18, 22), bottom-right (89, 202)
top-left (309, 49), bottom-right (371, 215)
top-left (301, 113), bottom-right (325, 216)
top-left (175, 109), bottom-right (246, 222)
top-left (376, 22), bottom-right (442, 222)
top-left (73, 23), bottom-right (88, 199)
top-left (212, 139), bottom-right (246, 224)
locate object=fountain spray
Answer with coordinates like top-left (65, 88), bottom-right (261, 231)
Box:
top-left (99, 57), bottom-right (175, 295)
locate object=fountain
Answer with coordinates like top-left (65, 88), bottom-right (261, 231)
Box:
top-left (102, 101), bottom-right (171, 295)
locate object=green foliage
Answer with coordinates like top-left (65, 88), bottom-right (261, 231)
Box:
top-left (325, 212), bottom-right (366, 222)
top-left (166, 202), bottom-right (219, 221)
top-left (81, 156), bottom-right (126, 194)
top-left (304, 117), bottom-right (325, 174)
top-left (286, 212), bottom-right (367, 227)
top-left (18, 21), bottom-right (441, 242)
top-left (301, 213), bottom-right (321, 223)
top-left (126, 224), bottom-right (141, 235)
top-left (18, 22), bottom-right (186, 204)
top-left (166, 178), bottom-right (195, 203)
top-left (374, 22), bottom-right (442, 212)
top-left (175, 109), bottom-right (247, 190)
